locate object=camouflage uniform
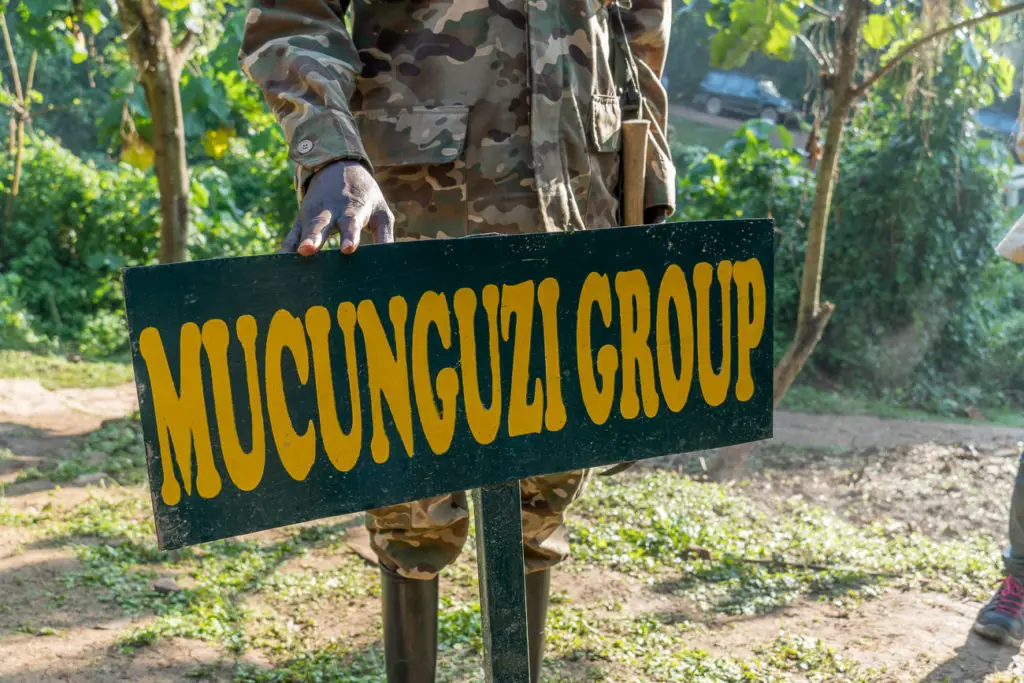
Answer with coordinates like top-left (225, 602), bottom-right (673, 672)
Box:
top-left (240, 0), bottom-right (674, 580)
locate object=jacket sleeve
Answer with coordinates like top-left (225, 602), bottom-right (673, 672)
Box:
top-left (238, 0), bottom-right (368, 197)
top-left (620, 0), bottom-right (676, 215)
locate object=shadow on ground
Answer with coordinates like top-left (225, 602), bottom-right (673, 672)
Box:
top-left (921, 632), bottom-right (1020, 681)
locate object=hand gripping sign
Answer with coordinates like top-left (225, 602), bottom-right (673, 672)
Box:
top-left (122, 220), bottom-right (774, 682)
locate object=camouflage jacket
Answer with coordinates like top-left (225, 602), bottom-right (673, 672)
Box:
top-left (240, 0), bottom-right (675, 238)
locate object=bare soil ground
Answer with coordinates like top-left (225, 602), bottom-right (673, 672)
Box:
top-left (1, 379), bottom-right (1023, 682)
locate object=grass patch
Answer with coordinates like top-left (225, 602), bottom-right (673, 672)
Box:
top-left (570, 472), bottom-right (1001, 614)
top-left (0, 350), bottom-right (132, 390)
top-left (8, 415), bottom-right (148, 486)
top-left (780, 384), bottom-right (1024, 429)
top-left (668, 115), bottom-right (735, 151)
top-left (0, 470), bottom-right (1000, 681)
top-left (54, 416), bottom-right (147, 485)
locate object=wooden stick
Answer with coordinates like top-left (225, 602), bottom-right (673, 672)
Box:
top-left (621, 120), bottom-right (649, 226)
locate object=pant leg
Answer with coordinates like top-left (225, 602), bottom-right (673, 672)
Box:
top-left (366, 492), bottom-right (470, 580)
top-left (1004, 450), bottom-right (1024, 580)
top-left (520, 469), bottom-right (591, 575)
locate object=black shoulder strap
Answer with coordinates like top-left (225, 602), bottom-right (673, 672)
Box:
top-left (608, 2), bottom-right (643, 121)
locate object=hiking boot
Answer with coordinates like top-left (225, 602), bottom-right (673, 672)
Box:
top-left (973, 575), bottom-right (1024, 644)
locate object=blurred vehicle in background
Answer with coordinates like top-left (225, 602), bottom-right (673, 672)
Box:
top-left (692, 70), bottom-right (798, 126)
top-left (974, 106), bottom-right (1018, 141)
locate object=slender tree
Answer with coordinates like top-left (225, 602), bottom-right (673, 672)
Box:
top-left (700, 0), bottom-right (1024, 479)
top-left (116, 0), bottom-right (196, 263)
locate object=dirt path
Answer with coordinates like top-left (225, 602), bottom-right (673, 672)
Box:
top-left (2, 379), bottom-right (1024, 682)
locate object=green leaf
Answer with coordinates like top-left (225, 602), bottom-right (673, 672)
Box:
top-left (764, 23), bottom-right (795, 59)
top-left (992, 55), bottom-right (1015, 97)
top-left (158, 0), bottom-right (192, 11)
top-left (82, 8), bottom-right (107, 34)
top-left (775, 125), bottom-right (794, 150)
top-left (863, 14), bottom-right (896, 49)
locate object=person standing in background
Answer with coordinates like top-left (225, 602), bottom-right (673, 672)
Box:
top-left (972, 98), bottom-right (1024, 644)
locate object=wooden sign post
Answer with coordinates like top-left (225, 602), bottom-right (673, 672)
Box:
top-left (122, 220), bottom-right (774, 682)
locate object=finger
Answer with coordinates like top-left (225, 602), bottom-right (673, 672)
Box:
top-left (337, 203), bottom-right (374, 255)
top-left (367, 207), bottom-right (395, 245)
top-left (298, 208), bottom-right (334, 257)
top-left (280, 218), bottom-right (302, 253)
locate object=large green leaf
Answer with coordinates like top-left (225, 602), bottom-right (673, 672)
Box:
top-left (992, 55), bottom-right (1015, 97)
top-left (863, 14), bottom-right (896, 49)
top-left (82, 8), bottom-right (108, 34)
top-left (764, 22), bottom-right (795, 59)
top-left (158, 0), bottom-right (191, 11)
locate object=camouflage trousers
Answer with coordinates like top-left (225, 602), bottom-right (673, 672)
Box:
top-left (366, 469), bottom-right (591, 580)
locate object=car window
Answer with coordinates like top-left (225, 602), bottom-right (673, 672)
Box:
top-left (704, 72), bottom-right (724, 90)
top-left (732, 76), bottom-right (758, 97)
top-left (758, 80), bottom-right (781, 98)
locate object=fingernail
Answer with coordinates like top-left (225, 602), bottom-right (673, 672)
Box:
top-left (341, 239), bottom-right (355, 254)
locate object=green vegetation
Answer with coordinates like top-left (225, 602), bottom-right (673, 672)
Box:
top-left (674, 36), bottom-right (1024, 418)
top-left (668, 113), bottom-right (736, 151)
top-left (0, 350), bottom-right (132, 390)
top-left (0, 465), bottom-right (1001, 680)
top-left (779, 385), bottom-right (1024, 428)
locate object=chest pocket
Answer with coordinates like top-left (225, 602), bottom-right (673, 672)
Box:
top-left (355, 106), bottom-right (470, 240)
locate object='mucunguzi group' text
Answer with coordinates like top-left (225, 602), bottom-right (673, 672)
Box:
top-left (139, 259), bottom-right (767, 507)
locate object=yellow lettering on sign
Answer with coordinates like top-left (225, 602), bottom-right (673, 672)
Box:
top-left (502, 281), bottom-right (543, 438)
top-left (201, 316), bottom-right (265, 492)
top-left (306, 304), bottom-right (362, 472)
top-left (266, 310), bottom-right (316, 481)
top-left (655, 265), bottom-right (694, 413)
top-left (139, 324), bottom-right (221, 505)
top-left (615, 270), bottom-right (659, 420)
top-left (577, 273), bottom-right (618, 425)
top-left (734, 259), bottom-right (766, 402)
top-left (537, 278), bottom-right (566, 432)
top-left (412, 292), bottom-right (459, 455)
top-left (454, 286), bottom-right (503, 445)
top-left (359, 297), bottom-right (414, 463)
top-left (694, 261), bottom-right (733, 407)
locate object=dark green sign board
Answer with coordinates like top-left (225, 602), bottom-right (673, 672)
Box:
top-left (122, 220), bottom-right (773, 682)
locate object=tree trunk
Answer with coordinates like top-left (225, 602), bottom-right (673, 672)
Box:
top-left (117, 0), bottom-right (191, 264)
top-left (707, 0), bottom-right (865, 481)
top-left (6, 50), bottom-right (36, 227)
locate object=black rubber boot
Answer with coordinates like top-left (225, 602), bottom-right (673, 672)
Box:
top-left (526, 569), bottom-right (551, 683)
top-left (380, 563), bottom-right (438, 683)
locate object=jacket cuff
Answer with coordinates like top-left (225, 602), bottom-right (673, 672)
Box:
top-left (289, 108), bottom-right (371, 195)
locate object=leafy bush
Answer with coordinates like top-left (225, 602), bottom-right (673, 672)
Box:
top-left (0, 273), bottom-right (51, 351)
top-left (0, 134), bottom-right (290, 356)
top-left (677, 47), bottom-right (1023, 412)
top-left (676, 119), bottom-right (813, 359)
top-left (0, 136), bottom-right (159, 355)
top-left (815, 46), bottom-right (1019, 411)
